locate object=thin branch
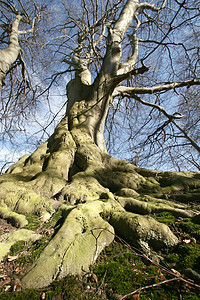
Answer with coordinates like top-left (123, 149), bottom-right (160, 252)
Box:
top-left (112, 64), bottom-right (150, 85)
top-left (132, 94), bottom-right (183, 120)
top-left (139, 0), bottom-right (167, 12)
top-left (120, 278), bottom-right (180, 299)
top-left (113, 84), bottom-right (200, 155)
top-left (172, 120), bottom-right (200, 153)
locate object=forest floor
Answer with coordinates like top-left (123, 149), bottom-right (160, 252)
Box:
top-left (0, 210), bottom-right (200, 299)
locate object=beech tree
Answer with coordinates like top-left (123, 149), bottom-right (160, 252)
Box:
top-left (0, 0), bottom-right (200, 290)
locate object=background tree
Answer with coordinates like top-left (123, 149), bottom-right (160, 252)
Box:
top-left (0, 0), bottom-right (200, 291)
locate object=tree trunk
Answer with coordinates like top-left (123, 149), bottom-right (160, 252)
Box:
top-left (0, 75), bottom-right (200, 289)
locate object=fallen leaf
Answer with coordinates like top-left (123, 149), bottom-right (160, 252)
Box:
top-left (155, 277), bottom-right (159, 284)
top-left (7, 255), bottom-right (19, 262)
top-left (90, 273), bottom-right (98, 284)
top-left (4, 285), bottom-right (11, 292)
top-left (41, 292), bottom-right (46, 299)
top-left (132, 294), bottom-right (140, 300)
top-left (171, 269), bottom-right (181, 277)
top-left (183, 239), bottom-right (191, 244)
top-left (159, 273), bottom-right (165, 281)
top-left (15, 267), bottom-right (20, 273)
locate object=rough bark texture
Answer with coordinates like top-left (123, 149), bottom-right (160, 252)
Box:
top-left (0, 91), bottom-right (200, 288)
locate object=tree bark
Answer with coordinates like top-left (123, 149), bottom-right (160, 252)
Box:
top-left (0, 98), bottom-right (199, 288)
top-left (0, 15), bottom-right (22, 88)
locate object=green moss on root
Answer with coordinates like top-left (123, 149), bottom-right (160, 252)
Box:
top-left (9, 240), bottom-right (25, 255)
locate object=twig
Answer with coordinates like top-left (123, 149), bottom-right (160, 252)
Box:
top-left (92, 227), bottom-right (200, 291)
top-left (120, 277), bottom-right (180, 299)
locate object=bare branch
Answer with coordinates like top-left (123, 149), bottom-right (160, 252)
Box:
top-left (114, 79), bottom-right (200, 95)
top-left (93, 22), bottom-right (107, 48)
top-left (117, 30), bottom-right (139, 75)
top-left (120, 278), bottom-right (180, 300)
top-left (172, 120), bottom-right (200, 154)
top-left (127, 93), bottom-right (184, 120)
top-left (18, 16), bottom-right (36, 35)
top-left (98, 0), bottom-right (139, 78)
top-left (113, 0), bottom-right (139, 39)
top-left (139, 0), bottom-right (167, 12)
top-left (0, 15), bottom-right (22, 88)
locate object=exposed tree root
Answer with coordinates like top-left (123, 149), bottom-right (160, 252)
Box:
top-left (0, 117), bottom-right (200, 289)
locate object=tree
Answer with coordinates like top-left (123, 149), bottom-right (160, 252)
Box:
top-left (0, 0), bottom-right (200, 290)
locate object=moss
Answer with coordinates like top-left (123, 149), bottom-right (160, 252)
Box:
top-left (47, 275), bottom-right (100, 299)
top-left (116, 196), bottom-right (150, 215)
top-left (115, 187), bottom-right (140, 198)
top-left (93, 241), bottom-right (150, 294)
top-left (20, 212), bottom-right (64, 265)
top-left (1, 211), bottom-right (64, 270)
top-left (45, 209), bottom-right (63, 231)
top-left (140, 177), bottom-right (160, 193)
top-left (98, 169), bottom-right (144, 192)
top-left (151, 212), bottom-right (176, 226)
top-left (0, 276), bottom-right (100, 299)
top-left (165, 252), bottom-right (179, 264)
top-left (0, 290), bottom-right (41, 300)
top-left (9, 240), bottom-right (25, 255)
top-left (0, 229), bottom-right (41, 261)
top-left (0, 181), bottom-right (51, 215)
top-left (58, 172), bottom-right (113, 204)
top-left (24, 214), bottom-right (41, 230)
top-left (24, 236), bottom-right (52, 264)
top-left (178, 218), bottom-right (200, 240)
top-left (1, 240), bottom-right (200, 299)
top-left (165, 242), bottom-right (200, 272)
top-left (175, 243), bottom-right (200, 270)
top-left (109, 211), bottom-right (178, 251)
top-left (92, 240), bottom-right (199, 299)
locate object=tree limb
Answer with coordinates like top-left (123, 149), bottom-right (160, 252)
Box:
top-left (0, 15), bottom-right (22, 87)
top-left (18, 17), bottom-right (36, 35)
top-left (125, 93), bottom-right (184, 120)
top-left (113, 83), bottom-right (200, 154)
top-left (113, 79), bottom-right (200, 95)
top-left (113, 0), bottom-right (139, 40)
top-left (0, 12), bottom-right (39, 88)
top-left (117, 12), bottom-right (140, 76)
top-left (139, 0), bottom-right (167, 12)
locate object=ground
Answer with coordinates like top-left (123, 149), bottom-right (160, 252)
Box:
top-left (0, 196), bottom-right (200, 299)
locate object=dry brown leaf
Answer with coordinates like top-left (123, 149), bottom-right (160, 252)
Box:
top-left (7, 255), bottom-right (19, 262)
top-left (131, 294), bottom-right (140, 300)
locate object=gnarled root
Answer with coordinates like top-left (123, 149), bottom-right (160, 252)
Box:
top-left (0, 119), bottom-right (200, 289)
